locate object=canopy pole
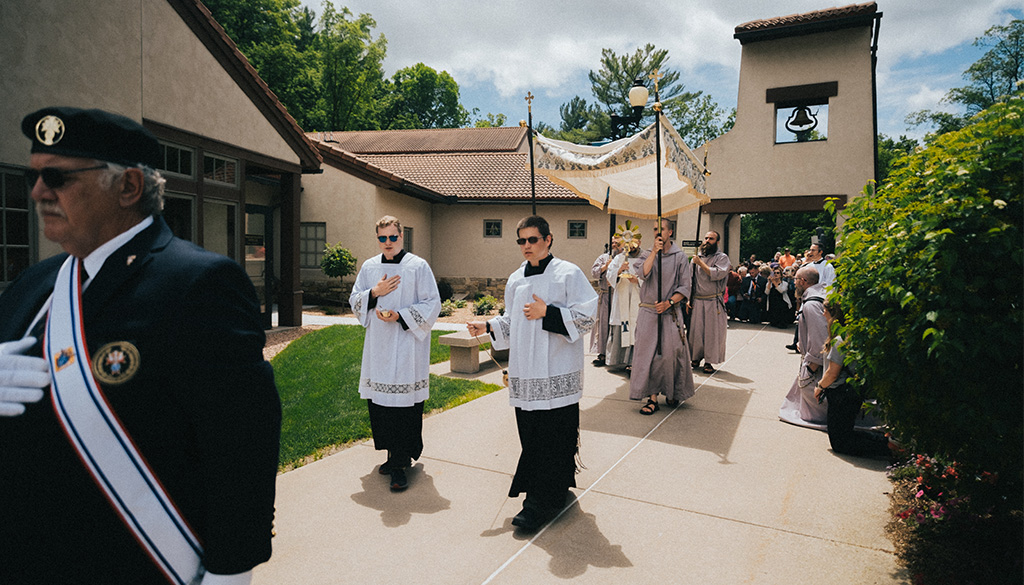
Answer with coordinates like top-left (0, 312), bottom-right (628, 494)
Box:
top-left (652, 70), bottom-right (664, 356)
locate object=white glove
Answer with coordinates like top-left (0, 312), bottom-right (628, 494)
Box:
top-left (199, 570), bottom-right (253, 585)
top-left (0, 337), bottom-right (50, 417)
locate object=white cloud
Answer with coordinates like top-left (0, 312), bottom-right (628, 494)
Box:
top-left (301, 0), bottom-right (1023, 134)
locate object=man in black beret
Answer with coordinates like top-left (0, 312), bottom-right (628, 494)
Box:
top-left (0, 106), bottom-right (281, 584)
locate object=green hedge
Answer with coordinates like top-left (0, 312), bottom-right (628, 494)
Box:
top-left (835, 97), bottom-right (1023, 505)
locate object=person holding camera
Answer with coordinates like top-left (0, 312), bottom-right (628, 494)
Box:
top-left (813, 299), bottom-right (890, 457)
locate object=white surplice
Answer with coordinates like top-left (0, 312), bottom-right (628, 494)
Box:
top-left (349, 253), bottom-right (441, 407)
top-left (488, 257), bottom-right (598, 411)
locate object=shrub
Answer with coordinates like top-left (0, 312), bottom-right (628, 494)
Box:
top-left (834, 98), bottom-right (1023, 506)
top-left (320, 243), bottom-right (357, 280)
top-left (437, 279), bottom-right (453, 301)
top-left (473, 295), bottom-right (499, 315)
top-left (439, 299), bottom-right (456, 317)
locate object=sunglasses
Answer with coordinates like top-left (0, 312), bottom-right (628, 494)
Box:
top-left (377, 235), bottom-right (400, 242)
top-left (25, 164), bottom-right (108, 189)
top-left (516, 236), bottom-right (543, 245)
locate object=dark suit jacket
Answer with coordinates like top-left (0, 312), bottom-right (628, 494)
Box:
top-left (0, 217), bottom-right (281, 583)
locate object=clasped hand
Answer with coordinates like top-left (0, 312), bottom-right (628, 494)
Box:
top-left (0, 337), bottom-right (50, 417)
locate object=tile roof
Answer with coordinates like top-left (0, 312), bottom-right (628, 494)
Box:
top-left (734, 2), bottom-right (878, 43)
top-left (358, 152), bottom-right (580, 202)
top-left (306, 126), bottom-right (529, 154)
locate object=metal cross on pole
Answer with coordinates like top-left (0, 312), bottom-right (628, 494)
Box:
top-left (525, 92), bottom-right (537, 215)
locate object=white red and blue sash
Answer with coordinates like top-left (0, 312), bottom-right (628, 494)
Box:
top-left (45, 257), bottom-right (204, 585)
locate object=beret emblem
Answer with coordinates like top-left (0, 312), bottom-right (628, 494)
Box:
top-left (35, 115), bottom-right (65, 146)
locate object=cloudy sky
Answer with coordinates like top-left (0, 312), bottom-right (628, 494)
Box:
top-left (302, 0), bottom-right (1023, 140)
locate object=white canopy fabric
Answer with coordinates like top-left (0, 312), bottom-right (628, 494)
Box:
top-left (531, 117), bottom-right (709, 219)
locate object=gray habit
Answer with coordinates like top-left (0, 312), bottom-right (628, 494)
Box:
top-left (688, 250), bottom-right (730, 364)
top-left (629, 244), bottom-right (695, 403)
top-left (590, 252), bottom-right (612, 354)
top-left (779, 283), bottom-right (829, 429)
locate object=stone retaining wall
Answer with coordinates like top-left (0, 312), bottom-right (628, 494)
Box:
top-left (300, 277), bottom-right (600, 306)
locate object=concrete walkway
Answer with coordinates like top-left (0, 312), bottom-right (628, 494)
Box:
top-left (254, 320), bottom-right (907, 585)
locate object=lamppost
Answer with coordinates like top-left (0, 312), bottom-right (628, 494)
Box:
top-left (609, 77), bottom-right (651, 140)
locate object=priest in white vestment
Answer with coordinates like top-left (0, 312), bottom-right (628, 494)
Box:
top-left (350, 216), bottom-right (441, 492)
top-left (468, 215), bottom-right (597, 532)
top-left (606, 228), bottom-right (643, 371)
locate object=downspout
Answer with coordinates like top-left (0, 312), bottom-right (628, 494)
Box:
top-left (871, 12), bottom-right (882, 187)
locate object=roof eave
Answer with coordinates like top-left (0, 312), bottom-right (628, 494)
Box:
top-left (168, 0), bottom-right (322, 171)
top-left (735, 11), bottom-right (879, 45)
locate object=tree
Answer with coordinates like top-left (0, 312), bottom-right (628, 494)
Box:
top-left (320, 243), bottom-right (357, 280)
top-left (378, 63), bottom-right (469, 129)
top-left (315, 3), bottom-right (388, 131)
top-left (907, 19), bottom-right (1023, 138)
top-left (472, 112), bottom-right (508, 127)
top-left (739, 210), bottom-right (833, 261)
top-left (204, 0), bottom-right (323, 129)
top-left (589, 44), bottom-right (694, 120)
top-left (542, 44), bottom-right (730, 146)
top-left (836, 97), bottom-right (1023, 508)
top-left (665, 95), bottom-right (735, 148)
top-left (876, 134), bottom-right (919, 183)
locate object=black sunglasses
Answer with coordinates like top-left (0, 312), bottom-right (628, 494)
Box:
top-left (25, 164), bottom-right (108, 190)
top-left (377, 235), bottom-right (399, 242)
top-left (516, 236), bottom-right (543, 245)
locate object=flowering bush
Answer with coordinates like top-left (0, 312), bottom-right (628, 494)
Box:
top-left (886, 453), bottom-right (1022, 584)
top-left (473, 295), bottom-right (500, 315)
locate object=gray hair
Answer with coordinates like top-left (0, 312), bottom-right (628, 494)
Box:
top-left (100, 162), bottom-right (166, 217)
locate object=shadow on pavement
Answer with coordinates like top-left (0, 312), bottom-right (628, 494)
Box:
top-left (349, 463), bottom-right (451, 527)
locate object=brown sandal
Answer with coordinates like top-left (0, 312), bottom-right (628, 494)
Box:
top-left (702, 364), bottom-right (716, 374)
top-left (639, 398), bottom-right (660, 415)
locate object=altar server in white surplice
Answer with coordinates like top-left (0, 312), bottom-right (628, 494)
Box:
top-left (468, 215), bottom-right (597, 533)
top-left (349, 216), bottom-right (441, 492)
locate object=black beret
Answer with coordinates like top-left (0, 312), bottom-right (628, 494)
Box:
top-left (21, 106), bottom-right (162, 169)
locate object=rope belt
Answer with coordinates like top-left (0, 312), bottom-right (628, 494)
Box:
top-left (693, 294), bottom-right (720, 300)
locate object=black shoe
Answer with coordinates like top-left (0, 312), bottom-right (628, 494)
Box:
top-left (592, 355), bottom-right (606, 366)
top-left (379, 459), bottom-right (394, 475)
top-left (785, 343), bottom-right (797, 351)
top-left (389, 467), bottom-right (409, 491)
top-left (511, 506), bottom-right (554, 532)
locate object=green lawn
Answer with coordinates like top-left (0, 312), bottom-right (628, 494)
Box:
top-left (271, 325), bottom-right (502, 470)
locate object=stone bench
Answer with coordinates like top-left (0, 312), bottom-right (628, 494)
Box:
top-left (438, 331), bottom-right (507, 373)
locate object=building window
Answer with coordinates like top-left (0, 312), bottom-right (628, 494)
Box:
top-left (203, 153), bottom-right (238, 186)
top-left (567, 220), bottom-right (587, 239)
top-left (766, 81), bottom-right (836, 145)
top-left (484, 219), bottom-right (502, 238)
top-left (775, 104), bottom-right (829, 143)
top-left (403, 227), bottom-right (413, 253)
top-left (300, 222), bottom-right (326, 268)
top-left (163, 195), bottom-right (195, 242)
top-left (158, 142), bottom-right (195, 178)
top-left (1, 168), bottom-right (30, 283)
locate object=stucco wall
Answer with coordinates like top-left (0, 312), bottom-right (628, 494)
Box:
top-left (300, 165), bottom-right (432, 285)
top-left (1, 0), bottom-right (300, 167)
top-left (704, 26), bottom-right (875, 202)
top-left (142, 0), bottom-right (299, 164)
top-left (430, 204), bottom-right (665, 282)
